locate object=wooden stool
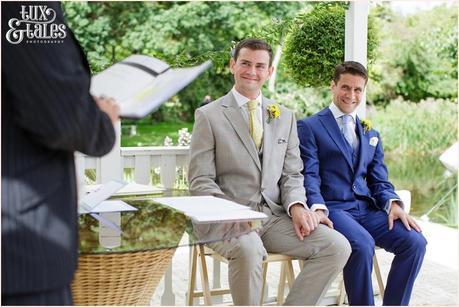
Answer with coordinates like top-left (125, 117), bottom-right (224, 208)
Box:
top-left (187, 244), bottom-right (298, 305)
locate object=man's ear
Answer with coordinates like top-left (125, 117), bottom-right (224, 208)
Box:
top-left (330, 80), bottom-right (336, 90)
top-left (267, 66), bottom-right (274, 79)
top-left (229, 58), bottom-right (236, 74)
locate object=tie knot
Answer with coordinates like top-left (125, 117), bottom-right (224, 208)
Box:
top-left (247, 100), bottom-right (258, 112)
top-left (342, 114), bottom-right (353, 125)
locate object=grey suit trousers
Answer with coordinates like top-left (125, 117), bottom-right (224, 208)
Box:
top-left (208, 205), bottom-right (351, 305)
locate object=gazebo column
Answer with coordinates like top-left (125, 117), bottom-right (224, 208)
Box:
top-left (345, 0), bottom-right (369, 118)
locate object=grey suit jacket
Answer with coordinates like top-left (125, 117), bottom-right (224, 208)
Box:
top-left (188, 91), bottom-right (306, 216)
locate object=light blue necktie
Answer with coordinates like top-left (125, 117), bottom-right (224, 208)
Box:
top-left (341, 114), bottom-right (357, 151)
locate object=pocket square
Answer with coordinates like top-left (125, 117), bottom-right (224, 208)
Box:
top-left (369, 137), bottom-right (378, 147)
top-left (277, 138), bottom-right (287, 144)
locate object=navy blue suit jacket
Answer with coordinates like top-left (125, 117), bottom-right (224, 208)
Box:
top-left (297, 107), bottom-right (399, 212)
top-left (2, 2), bottom-right (115, 295)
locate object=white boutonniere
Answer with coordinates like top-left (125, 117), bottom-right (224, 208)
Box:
top-left (369, 137), bottom-right (379, 147)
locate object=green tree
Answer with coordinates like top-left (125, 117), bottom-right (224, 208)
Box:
top-left (367, 4), bottom-right (457, 104)
top-left (283, 2), bottom-right (378, 88)
top-left (63, 1), bottom-right (307, 122)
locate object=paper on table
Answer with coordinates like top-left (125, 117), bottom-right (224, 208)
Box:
top-left (85, 182), bottom-right (162, 196)
top-left (153, 196), bottom-right (249, 214)
top-left (79, 180), bottom-right (127, 214)
top-left (91, 200), bottom-right (138, 213)
top-left (153, 196), bottom-right (267, 223)
top-left (189, 210), bottom-right (267, 224)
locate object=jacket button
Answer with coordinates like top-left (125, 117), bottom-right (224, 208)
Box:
top-left (352, 185), bottom-right (356, 190)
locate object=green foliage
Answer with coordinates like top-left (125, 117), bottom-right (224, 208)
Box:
top-left (270, 81), bottom-right (331, 119)
top-left (283, 2), bottom-right (378, 88)
top-left (369, 97), bottom-right (457, 156)
top-left (367, 4), bottom-right (458, 104)
top-left (433, 178), bottom-right (458, 227)
top-left (63, 1), bottom-right (307, 122)
top-left (62, 2), bottom-right (152, 72)
top-left (371, 97), bottom-right (457, 226)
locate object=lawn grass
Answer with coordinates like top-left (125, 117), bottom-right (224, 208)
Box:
top-left (121, 122), bottom-right (194, 147)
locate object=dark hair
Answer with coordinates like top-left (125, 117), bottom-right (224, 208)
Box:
top-left (333, 61), bottom-right (368, 84)
top-left (232, 38), bottom-right (273, 67)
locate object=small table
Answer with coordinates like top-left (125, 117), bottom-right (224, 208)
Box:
top-left (72, 190), bottom-right (260, 305)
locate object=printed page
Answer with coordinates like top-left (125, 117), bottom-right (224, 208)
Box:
top-left (120, 61), bottom-right (212, 118)
top-left (90, 54), bottom-right (211, 119)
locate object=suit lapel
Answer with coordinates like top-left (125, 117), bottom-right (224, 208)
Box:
top-left (355, 117), bottom-right (367, 176)
top-left (261, 98), bottom-right (277, 176)
top-left (222, 93), bottom-right (261, 170)
top-left (318, 108), bottom-right (354, 171)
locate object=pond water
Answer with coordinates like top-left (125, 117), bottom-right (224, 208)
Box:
top-left (385, 153), bottom-right (457, 228)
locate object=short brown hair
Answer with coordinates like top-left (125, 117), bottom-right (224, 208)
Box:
top-left (333, 61), bottom-right (368, 84)
top-left (232, 38), bottom-right (273, 67)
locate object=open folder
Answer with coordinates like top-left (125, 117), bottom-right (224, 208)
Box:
top-left (79, 180), bottom-right (132, 214)
top-left (153, 196), bottom-right (268, 224)
top-left (90, 54), bottom-right (212, 119)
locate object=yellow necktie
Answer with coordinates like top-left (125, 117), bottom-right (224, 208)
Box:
top-left (247, 100), bottom-right (263, 150)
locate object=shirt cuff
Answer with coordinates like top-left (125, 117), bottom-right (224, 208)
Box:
top-left (385, 199), bottom-right (404, 214)
top-left (287, 201), bottom-right (307, 217)
top-left (310, 204), bottom-right (329, 217)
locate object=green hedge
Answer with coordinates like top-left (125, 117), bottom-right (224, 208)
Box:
top-left (283, 2), bottom-right (378, 88)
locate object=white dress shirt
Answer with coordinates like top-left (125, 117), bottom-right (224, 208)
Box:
top-left (231, 87), bottom-right (263, 124)
top-left (329, 102), bottom-right (359, 148)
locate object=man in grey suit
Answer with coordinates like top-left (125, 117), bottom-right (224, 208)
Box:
top-left (2, 2), bottom-right (118, 305)
top-left (188, 38), bottom-right (351, 305)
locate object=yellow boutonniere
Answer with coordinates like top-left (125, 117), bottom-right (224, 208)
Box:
top-left (361, 119), bottom-right (373, 133)
top-left (266, 104), bottom-right (281, 123)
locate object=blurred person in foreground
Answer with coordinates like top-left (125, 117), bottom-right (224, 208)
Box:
top-left (2, 2), bottom-right (119, 305)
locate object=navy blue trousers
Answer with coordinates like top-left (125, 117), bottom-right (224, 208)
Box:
top-left (329, 200), bottom-right (427, 306)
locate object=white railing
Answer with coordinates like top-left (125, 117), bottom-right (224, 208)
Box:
top-left (75, 146), bottom-right (190, 188)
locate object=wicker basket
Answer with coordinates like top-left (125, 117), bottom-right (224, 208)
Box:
top-left (71, 248), bottom-right (176, 305)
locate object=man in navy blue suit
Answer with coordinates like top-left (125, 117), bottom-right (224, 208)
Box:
top-left (297, 61), bottom-right (426, 305)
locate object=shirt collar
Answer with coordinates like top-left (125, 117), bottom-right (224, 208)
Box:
top-left (231, 87), bottom-right (262, 108)
top-left (329, 102), bottom-right (357, 123)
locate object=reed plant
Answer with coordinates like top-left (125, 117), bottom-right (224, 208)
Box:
top-left (373, 97), bottom-right (458, 227)
top-left (369, 97), bottom-right (457, 156)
